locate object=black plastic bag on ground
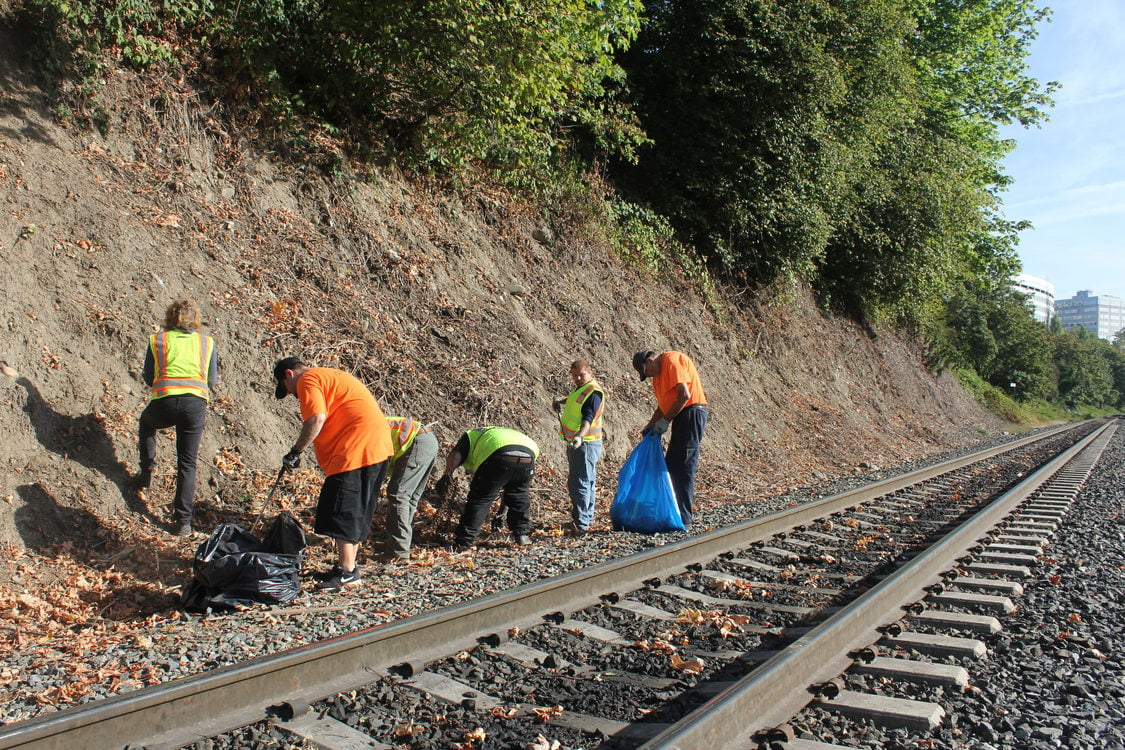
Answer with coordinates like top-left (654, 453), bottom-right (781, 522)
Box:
top-left (181, 512), bottom-right (306, 613)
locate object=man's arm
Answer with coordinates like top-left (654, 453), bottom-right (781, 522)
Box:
top-left (443, 448), bottom-right (465, 476)
top-left (292, 413), bottom-right (327, 454)
top-left (641, 383), bottom-right (691, 433)
top-left (663, 383), bottom-right (692, 420)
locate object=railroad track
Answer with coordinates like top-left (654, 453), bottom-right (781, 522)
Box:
top-left (0, 420), bottom-right (1113, 750)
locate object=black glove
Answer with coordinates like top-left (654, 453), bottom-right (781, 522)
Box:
top-left (282, 450), bottom-right (301, 470)
top-left (434, 474), bottom-right (452, 502)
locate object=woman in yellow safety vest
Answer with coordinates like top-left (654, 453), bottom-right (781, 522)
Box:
top-left (138, 299), bottom-right (218, 536)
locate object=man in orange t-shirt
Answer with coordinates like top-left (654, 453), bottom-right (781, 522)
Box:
top-left (273, 357), bottom-right (393, 592)
top-left (632, 350), bottom-right (708, 526)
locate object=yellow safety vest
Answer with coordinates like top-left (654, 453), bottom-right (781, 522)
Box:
top-left (150, 330), bottom-right (214, 401)
top-left (464, 427), bottom-right (539, 472)
top-left (558, 380), bottom-right (604, 442)
top-left (387, 416), bottom-right (424, 461)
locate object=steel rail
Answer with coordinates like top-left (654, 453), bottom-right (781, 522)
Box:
top-left (0, 422), bottom-right (1088, 750)
top-left (642, 420), bottom-right (1117, 750)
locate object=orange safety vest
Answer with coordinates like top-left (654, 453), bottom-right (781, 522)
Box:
top-left (150, 330), bottom-right (214, 401)
top-left (387, 416), bottom-right (425, 461)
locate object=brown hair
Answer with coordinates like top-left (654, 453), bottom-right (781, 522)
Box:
top-left (163, 299), bottom-right (201, 331)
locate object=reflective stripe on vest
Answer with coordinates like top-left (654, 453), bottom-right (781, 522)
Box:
top-left (558, 380), bottom-right (604, 441)
top-left (464, 427), bottom-right (540, 473)
top-left (387, 416), bottom-right (422, 460)
top-left (150, 330), bottom-right (213, 401)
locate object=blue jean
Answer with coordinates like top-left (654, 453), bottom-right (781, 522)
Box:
top-left (567, 439), bottom-right (602, 530)
top-left (666, 405), bottom-right (707, 525)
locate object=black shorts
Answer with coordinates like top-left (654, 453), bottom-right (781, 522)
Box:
top-left (315, 461), bottom-right (389, 543)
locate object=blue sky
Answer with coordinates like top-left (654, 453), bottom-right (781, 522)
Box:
top-left (999, 0), bottom-right (1125, 302)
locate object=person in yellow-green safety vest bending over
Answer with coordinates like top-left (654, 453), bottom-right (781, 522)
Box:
top-left (138, 299), bottom-right (218, 536)
top-left (554, 359), bottom-right (604, 536)
top-left (433, 426), bottom-right (539, 549)
top-left (382, 416), bottom-right (439, 561)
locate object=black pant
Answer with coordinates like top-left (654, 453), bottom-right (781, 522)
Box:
top-left (139, 394), bottom-right (207, 522)
top-left (316, 460), bottom-right (389, 543)
top-left (454, 456), bottom-right (534, 545)
top-left (667, 404), bottom-right (707, 525)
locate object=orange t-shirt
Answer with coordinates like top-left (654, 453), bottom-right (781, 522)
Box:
top-left (652, 351), bottom-right (707, 415)
top-left (296, 368), bottom-right (393, 476)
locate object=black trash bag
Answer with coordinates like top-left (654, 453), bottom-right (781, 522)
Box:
top-left (181, 512), bottom-right (306, 613)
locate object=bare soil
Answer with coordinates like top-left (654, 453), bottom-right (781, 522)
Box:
top-left (0, 29), bottom-right (1001, 677)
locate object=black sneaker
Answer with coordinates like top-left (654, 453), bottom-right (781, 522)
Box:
top-left (137, 467), bottom-right (153, 489)
top-left (171, 520), bottom-right (192, 536)
top-left (513, 533), bottom-right (531, 546)
top-left (313, 564), bottom-right (345, 582)
top-left (315, 566), bottom-right (361, 591)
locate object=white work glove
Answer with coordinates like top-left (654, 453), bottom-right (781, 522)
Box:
top-left (569, 436), bottom-right (583, 449)
top-left (651, 418), bottom-right (670, 436)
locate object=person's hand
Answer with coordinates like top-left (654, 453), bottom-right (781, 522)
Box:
top-left (282, 450), bottom-right (301, 470)
top-left (651, 418), bottom-right (670, 436)
top-left (552, 397), bottom-right (566, 413)
top-left (434, 474), bottom-right (452, 503)
top-left (569, 436), bottom-right (583, 449)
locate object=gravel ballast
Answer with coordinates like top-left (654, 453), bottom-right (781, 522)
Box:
top-left (786, 422), bottom-right (1125, 750)
top-left (4, 423), bottom-right (1124, 750)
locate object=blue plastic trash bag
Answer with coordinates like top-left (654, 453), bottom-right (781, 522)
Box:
top-left (610, 433), bottom-right (686, 534)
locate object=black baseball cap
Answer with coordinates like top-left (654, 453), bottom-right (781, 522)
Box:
top-left (273, 356), bottom-right (304, 399)
top-left (632, 350), bottom-right (655, 380)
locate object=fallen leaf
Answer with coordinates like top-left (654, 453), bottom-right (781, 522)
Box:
top-left (531, 705), bottom-right (563, 724)
top-left (528, 734), bottom-right (562, 750)
top-left (670, 654), bottom-right (705, 674)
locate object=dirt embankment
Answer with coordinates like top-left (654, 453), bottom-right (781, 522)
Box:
top-left (0, 32), bottom-right (1001, 560)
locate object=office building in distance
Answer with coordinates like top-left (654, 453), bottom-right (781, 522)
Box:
top-left (1011, 273), bottom-right (1055, 325)
top-left (1055, 290), bottom-right (1125, 341)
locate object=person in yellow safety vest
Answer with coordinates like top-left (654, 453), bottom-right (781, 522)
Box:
top-left (382, 416), bottom-right (439, 561)
top-left (433, 426), bottom-right (539, 549)
top-left (138, 299), bottom-right (218, 536)
top-left (554, 359), bottom-right (604, 536)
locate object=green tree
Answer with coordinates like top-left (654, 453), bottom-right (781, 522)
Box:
top-left (1052, 329), bottom-right (1113, 409)
top-left (615, 0), bottom-right (1053, 331)
top-left (18, 0), bottom-right (646, 180)
top-left (937, 279), bottom-right (1054, 401)
top-left (617, 0), bottom-right (916, 283)
top-left (1098, 338), bottom-right (1125, 408)
top-left (816, 0), bottom-right (1053, 322)
top-left (217, 0), bottom-right (645, 178)
top-left (988, 286), bottom-right (1055, 400)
